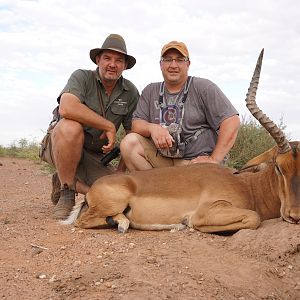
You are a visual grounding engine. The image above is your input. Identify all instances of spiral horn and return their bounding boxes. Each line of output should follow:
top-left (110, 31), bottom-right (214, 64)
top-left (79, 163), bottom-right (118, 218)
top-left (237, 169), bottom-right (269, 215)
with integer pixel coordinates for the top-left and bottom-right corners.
top-left (245, 49), bottom-right (291, 154)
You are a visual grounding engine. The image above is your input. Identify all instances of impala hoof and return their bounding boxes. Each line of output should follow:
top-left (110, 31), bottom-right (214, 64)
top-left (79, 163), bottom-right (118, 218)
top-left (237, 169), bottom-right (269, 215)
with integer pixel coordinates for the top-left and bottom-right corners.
top-left (182, 216), bottom-right (192, 227)
top-left (117, 220), bottom-right (130, 234)
top-left (118, 226), bottom-right (127, 234)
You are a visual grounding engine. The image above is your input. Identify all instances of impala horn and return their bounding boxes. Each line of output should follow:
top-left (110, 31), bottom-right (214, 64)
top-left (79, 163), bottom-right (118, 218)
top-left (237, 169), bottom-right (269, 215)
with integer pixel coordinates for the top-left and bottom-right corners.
top-left (245, 49), bottom-right (291, 154)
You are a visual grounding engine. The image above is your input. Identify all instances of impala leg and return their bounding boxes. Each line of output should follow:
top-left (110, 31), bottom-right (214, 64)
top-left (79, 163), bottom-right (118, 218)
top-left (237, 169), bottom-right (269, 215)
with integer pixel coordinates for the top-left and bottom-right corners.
top-left (75, 178), bottom-right (132, 229)
top-left (191, 201), bottom-right (261, 233)
top-left (75, 209), bottom-right (108, 229)
top-left (110, 213), bottom-right (130, 233)
top-left (75, 203), bottom-right (129, 229)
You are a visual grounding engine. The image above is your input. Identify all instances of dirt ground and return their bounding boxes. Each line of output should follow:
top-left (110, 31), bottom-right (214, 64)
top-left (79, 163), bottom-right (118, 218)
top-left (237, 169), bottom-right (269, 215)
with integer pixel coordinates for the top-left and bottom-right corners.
top-left (0, 157), bottom-right (299, 300)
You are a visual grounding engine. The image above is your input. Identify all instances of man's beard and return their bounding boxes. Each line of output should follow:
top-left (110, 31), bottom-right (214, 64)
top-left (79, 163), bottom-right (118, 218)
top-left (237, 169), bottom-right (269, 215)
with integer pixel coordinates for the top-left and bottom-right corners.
top-left (101, 69), bottom-right (121, 82)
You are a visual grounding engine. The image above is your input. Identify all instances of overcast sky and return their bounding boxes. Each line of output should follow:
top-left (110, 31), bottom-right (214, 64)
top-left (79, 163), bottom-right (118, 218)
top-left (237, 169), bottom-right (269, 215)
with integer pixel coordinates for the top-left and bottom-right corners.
top-left (1, 0), bottom-right (299, 146)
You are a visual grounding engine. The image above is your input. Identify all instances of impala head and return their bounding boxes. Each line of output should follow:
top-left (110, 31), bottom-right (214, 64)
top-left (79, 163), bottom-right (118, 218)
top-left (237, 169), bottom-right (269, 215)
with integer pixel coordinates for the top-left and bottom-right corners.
top-left (246, 50), bottom-right (300, 224)
top-left (274, 142), bottom-right (300, 223)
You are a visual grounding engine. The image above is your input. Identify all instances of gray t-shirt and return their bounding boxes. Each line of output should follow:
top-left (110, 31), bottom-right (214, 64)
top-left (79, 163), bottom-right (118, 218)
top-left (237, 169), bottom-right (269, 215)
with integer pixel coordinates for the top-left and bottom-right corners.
top-left (132, 77), bottom-right (238, 159)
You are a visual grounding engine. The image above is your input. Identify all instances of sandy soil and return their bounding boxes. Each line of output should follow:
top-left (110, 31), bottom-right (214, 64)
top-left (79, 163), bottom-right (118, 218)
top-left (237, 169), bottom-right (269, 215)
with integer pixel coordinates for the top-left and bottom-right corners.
top-left (0, 157), bottom-right (299, 300)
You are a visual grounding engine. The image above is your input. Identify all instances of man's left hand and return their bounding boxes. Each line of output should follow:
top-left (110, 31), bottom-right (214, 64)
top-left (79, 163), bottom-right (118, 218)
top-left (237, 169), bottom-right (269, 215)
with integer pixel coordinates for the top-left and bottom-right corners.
top-left (190, 155), bottom-right (219, 164)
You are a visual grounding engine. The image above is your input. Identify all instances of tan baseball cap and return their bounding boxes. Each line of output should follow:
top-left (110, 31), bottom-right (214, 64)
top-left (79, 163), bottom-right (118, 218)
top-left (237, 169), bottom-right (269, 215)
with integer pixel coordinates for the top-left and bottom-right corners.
top-left (161, 41), bottom-right (189, 58)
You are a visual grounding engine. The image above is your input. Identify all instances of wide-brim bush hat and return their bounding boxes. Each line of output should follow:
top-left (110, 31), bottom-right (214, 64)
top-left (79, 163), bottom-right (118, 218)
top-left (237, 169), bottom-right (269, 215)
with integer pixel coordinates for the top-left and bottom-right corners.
top-left (90, 34), bottom-right (136, 69)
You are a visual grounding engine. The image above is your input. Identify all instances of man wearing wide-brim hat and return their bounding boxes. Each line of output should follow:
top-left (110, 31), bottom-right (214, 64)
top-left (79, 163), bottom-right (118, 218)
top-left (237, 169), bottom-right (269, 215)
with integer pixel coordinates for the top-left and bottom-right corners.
top-left (41, 34), bottom-right (139, 220)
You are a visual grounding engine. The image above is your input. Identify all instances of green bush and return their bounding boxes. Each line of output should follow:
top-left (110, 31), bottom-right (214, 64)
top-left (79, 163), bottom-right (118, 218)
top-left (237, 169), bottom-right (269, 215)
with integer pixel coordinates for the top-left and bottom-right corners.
top-left (227, 116), bottom-right (287, 169)
top-left (0, 139), bottom-right (40, 161)
top-left (0, 119), bottom-right (287, 172)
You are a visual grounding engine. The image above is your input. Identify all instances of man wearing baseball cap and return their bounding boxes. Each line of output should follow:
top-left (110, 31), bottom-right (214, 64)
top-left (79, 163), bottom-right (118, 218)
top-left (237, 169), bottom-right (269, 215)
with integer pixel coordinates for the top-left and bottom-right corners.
top-left (121, 40), bottom-right (240, 170)
top-left (40, 34), bottom-right (139, 219)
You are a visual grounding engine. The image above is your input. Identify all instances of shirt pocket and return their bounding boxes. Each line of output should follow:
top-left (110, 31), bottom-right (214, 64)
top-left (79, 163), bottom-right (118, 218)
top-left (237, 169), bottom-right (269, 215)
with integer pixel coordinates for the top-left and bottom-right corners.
top-left (111, 99), bottom-right (128, 115)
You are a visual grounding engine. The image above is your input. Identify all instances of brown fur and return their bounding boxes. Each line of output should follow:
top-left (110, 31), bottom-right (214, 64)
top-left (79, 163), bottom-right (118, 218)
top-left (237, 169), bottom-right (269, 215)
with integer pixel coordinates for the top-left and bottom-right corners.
top-left (71, 142), bottom-right (300, 233)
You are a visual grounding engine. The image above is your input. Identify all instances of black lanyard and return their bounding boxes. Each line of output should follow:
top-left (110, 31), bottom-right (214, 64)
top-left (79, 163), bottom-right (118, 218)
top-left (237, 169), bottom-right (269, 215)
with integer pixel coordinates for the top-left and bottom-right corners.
top-left (158, 76), bottom-right (192, 107)
top-left (93, 71), bottom-right (106, 117)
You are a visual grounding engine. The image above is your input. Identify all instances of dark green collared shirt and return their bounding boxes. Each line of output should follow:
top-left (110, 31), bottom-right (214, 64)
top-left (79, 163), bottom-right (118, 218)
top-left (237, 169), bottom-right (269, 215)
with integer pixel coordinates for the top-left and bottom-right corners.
top-left (58, 68), bottom-right (139, 152)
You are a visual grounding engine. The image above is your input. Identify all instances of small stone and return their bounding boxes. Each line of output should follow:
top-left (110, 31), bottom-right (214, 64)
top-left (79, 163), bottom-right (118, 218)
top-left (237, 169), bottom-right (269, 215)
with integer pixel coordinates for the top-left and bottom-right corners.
top-left (146, 256), bottom-right (157, 264)
top-left (32, 248), bottom-right (43, 256)
top-left (278, 271), bottom-right (285, 278)
top-left (104, 282), bottom-right (112, 288)
top-left (128, 242), bottom-right (135, 248)
top-left (78, 285), bottom-right (87, 291)
top-left (36, 273), bottom-right (46, 279)
top-left (49, 275), bottom-right (57, 283)
top-left (73, 260), bottom-right (81, 267)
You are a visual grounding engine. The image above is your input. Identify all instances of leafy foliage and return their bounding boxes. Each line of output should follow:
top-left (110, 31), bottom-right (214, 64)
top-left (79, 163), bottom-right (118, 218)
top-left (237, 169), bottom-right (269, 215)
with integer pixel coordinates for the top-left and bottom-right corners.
top-left (0, 119), bottom-right (288, 172)
top-left (227, 116), bottom-right (287, 169)
top-left (0, 139), bottom-right (40, 161)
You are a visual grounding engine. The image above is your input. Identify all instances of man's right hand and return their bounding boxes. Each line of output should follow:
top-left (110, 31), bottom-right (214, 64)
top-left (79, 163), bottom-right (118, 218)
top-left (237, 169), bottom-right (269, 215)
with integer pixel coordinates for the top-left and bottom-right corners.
top-left (100, 123), bottom-right (116, 153)
top-left (149, 124), bottom-right (174, 150)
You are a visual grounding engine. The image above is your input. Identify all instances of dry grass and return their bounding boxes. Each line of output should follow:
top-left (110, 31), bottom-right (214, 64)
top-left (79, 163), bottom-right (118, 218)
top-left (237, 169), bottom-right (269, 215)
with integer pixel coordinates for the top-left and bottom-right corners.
top-left (0, 120), bottom-right (287, 171)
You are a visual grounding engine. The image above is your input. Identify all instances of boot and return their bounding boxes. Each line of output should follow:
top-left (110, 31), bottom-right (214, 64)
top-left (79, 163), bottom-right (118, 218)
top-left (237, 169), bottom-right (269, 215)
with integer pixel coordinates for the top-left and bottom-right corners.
top-left (53, 184), bottom-right (75, 220)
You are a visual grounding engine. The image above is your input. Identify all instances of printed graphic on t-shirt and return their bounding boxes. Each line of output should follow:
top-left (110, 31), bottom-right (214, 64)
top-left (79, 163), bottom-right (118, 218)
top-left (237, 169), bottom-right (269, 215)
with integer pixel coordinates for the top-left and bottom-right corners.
top-left (160, 104), bottom-right (180, 126)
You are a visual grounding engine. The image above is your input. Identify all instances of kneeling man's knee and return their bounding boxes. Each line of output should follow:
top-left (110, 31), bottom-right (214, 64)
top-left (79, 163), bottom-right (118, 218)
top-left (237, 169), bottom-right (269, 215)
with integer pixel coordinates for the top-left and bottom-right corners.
top-left (53, 119), bottom-right (84, 143)
top-left (120, 133), bottom-right (141, 153)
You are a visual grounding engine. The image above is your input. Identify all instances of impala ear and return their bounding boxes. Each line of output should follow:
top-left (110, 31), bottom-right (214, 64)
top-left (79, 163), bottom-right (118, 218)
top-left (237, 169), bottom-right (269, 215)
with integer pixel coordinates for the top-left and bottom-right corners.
top-left (240, 146), bottom-right (277, 171)
top-left (238, 162), bottom-right (268, 174)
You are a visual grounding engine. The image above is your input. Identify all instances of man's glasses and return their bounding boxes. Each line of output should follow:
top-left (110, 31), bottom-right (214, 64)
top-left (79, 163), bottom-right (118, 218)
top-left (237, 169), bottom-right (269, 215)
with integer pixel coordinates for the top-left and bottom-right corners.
top-left (160, 57), bottom-right (189, 65)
